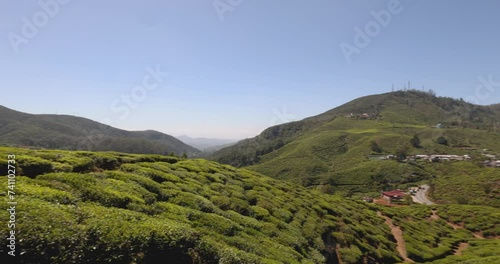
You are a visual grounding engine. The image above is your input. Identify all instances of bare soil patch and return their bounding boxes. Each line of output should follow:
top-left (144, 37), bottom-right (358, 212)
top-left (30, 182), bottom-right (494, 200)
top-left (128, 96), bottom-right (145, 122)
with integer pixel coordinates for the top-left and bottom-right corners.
top-left (454, 242), bottom-right (469, 256)
top-left (377, 211), bottom-right (414, 263)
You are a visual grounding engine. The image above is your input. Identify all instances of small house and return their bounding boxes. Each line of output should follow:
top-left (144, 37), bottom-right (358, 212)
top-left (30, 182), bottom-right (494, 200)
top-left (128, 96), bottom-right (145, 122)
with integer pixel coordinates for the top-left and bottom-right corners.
top-left (382, 190), bottom-right (406, 203)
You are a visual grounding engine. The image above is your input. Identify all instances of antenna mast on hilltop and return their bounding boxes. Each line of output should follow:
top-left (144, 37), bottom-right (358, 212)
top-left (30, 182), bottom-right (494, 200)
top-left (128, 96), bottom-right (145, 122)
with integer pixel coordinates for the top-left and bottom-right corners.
top-left (392, 84), bottom-right (394, 92)
top-left (408, 81), bottom-right (411, 90)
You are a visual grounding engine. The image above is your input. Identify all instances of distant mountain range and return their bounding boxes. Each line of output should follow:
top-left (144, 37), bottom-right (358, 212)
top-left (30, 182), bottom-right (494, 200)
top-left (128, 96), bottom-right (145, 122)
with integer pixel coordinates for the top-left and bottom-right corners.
top-left (0, 105), bottom-right (200, 155)
top-left (177, 135), bottom-right (238, 152)
top-left (210, 90), bottom-right (500, 198)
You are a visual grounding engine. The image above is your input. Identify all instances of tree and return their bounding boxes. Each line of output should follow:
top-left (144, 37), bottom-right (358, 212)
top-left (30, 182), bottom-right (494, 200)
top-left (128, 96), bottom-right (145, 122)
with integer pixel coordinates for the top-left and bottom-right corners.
top-left (181, 153), bottom-right (188, 159)
top-left (403, 195), bottom-right (413, 205)
top-left (395, 151), bottom-right (407, 162)
top-left (370, 141), bottom-right (382, 153)
top-left (395, 147), bottom-right (408, 162)
top-left (410, 135), bottom-right (421, 148)
top-left (437, 136), bottom-right (448, 146)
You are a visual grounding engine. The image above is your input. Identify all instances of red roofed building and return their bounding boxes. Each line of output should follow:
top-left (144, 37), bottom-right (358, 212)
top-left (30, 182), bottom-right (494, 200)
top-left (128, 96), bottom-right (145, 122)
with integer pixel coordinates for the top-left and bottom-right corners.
top-left (382, 190), bottom-right (406, 203)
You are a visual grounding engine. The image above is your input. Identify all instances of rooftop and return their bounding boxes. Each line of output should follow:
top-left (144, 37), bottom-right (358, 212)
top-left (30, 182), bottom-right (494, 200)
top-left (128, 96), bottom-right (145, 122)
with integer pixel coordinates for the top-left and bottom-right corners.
top-left (382, 190), bottom-right (406, 197)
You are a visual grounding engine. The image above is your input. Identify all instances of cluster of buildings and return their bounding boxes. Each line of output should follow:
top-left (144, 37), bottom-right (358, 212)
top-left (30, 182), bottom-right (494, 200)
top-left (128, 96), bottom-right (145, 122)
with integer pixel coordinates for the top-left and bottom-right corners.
top-left (483, 160), bottom-right (500, 168)
top-left (480, 153), bottom-right (499, 168)
top-left (371, 154), bottom-right (472, 162)
top-left (410, 154), bottom-right (471, 162)
top-left (344, 112), bottom-right (377, 119)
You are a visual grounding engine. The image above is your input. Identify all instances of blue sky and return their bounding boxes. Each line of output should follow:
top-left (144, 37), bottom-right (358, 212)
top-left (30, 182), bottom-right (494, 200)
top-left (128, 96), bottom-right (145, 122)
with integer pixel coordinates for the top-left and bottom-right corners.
top-left (1, 0), bottom-right (499, 139)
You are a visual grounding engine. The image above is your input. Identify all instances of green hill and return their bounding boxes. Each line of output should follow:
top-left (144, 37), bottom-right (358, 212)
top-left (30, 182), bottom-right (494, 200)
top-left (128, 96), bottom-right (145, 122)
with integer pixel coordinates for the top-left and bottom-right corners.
top-left (211, 91), bottom-right (500, 202)
top-left (0, 106), bottom-right (200, 156)
top-left (491, 103), bottom-right (500, 115)
top-left (1, 147), bottom-right (498, 263)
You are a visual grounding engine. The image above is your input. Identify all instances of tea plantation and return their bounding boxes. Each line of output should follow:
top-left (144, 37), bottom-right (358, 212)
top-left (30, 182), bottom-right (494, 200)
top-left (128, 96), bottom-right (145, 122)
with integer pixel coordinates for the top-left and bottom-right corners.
top-left (0, 147), bottom-right (498, 263)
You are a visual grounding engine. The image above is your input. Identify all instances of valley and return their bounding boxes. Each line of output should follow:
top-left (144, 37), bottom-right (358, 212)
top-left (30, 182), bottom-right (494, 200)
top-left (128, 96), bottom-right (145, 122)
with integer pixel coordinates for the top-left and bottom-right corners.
top-left (1, 91), bottom-right (499, 263)
top-left (3, 1), bottom-right (499, 262)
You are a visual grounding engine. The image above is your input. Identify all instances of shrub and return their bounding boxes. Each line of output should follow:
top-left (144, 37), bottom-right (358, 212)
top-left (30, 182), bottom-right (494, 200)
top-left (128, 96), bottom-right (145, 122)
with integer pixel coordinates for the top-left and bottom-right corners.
top-left (437, 136), bottom-right (448, 146)
top-left (249, 206), bottom-right (270, 220)
top-left (371, 141), bottom-right (383, 153)
top-left (338, 245), bottom-right (363, 263)
top-left (18, 155), bottom-right (54, 177)
top-left (410, 135), bottom-right (421, 148)
top-left (93, 155), bottom-right (121, 170)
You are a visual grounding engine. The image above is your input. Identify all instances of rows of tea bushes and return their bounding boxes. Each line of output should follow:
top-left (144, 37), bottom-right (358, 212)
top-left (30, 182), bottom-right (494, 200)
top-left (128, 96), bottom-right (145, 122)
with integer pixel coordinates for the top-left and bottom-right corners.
top-left (0, 147), bottom-right (401, 263)
top-left (1, 147), bottom-right (498, 263)
top-left (378, 204), bottom-right (500, 263)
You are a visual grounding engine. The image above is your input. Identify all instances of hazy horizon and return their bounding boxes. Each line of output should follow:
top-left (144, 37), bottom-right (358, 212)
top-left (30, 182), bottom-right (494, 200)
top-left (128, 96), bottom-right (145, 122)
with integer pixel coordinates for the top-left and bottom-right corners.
top-left (2, 0), bottom-right (499, 138)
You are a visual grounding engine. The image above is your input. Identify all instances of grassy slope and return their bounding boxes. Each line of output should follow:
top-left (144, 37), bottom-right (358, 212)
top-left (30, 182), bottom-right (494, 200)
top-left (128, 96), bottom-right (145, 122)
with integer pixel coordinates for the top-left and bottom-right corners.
top-left (428, 162), bottom-right (500, 207)
top-left (220, 91), bottom-right (500, 203)
top-left (212, 90), bottom-right (500, 167)
top-left (0, 105), bottom-right (200, 156)
top-left (248, 115), bottom-right (500, 202)
top-left (490, 103), bottom-right (500, 115)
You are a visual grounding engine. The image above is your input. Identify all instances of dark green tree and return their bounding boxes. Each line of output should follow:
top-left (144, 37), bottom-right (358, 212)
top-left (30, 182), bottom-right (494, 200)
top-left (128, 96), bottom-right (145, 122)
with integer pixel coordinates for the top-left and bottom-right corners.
top-left (370, 141), bottom-right (383, 153)
top-left (410, 135), bottom-right (421, 148)
top-left (395, 147), bottom-right (408, 162)
top-left (437, 136), bottom-right (448, 146)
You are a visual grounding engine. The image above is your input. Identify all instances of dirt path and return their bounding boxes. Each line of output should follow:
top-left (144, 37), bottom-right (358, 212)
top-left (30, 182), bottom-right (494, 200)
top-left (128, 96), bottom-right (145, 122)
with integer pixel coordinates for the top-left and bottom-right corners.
top-left (430, 210), bottom-right (439, 220)
top-left (335, 244), bottom-right (344, 264)
top-left (429, 210), bottom-right (466, 230)
top-left (453, 242), bottom-right (469, 256)
top-left (430, 210), bottom-right (487, 240)
top-left (445, 221), bottom-right (464, 230)
top-left (377, 212), bottom-right (414, 263)
top-left (473, 232), bottom-right (485, 239)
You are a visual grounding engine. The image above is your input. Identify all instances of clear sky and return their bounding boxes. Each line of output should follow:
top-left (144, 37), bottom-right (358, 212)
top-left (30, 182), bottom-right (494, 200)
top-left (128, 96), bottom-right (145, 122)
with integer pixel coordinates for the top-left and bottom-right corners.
top-left (1, 0), bottom-right (499, 139)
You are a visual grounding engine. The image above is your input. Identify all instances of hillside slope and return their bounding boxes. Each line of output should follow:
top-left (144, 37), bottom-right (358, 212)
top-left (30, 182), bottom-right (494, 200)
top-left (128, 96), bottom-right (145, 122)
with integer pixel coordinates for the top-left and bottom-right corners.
top-left (491, 103), bottom-right (500, 116)
top-left (211, 91), bottom-right (500, 198)
top-left (0, 106), bottom-right (199, 156)
top-left (1, 147), bottom-right (498, 263)
top-left (212, 90), bottom-right (500, 167)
